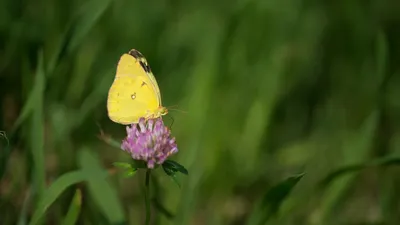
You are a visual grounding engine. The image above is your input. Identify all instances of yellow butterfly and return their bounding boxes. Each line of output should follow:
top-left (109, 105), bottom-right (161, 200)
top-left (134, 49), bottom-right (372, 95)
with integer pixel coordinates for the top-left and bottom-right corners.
top-left (107, 49), bottom-right (168, 125)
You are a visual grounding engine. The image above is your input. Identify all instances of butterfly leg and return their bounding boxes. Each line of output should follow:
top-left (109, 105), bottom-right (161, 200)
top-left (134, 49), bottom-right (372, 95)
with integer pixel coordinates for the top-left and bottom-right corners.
top-left (144, 110), bottom-right (154, 121)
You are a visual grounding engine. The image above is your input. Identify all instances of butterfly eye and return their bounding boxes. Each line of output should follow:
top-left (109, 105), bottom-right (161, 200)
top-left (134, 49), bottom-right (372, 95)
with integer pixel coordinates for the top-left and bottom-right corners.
top-left (131, 93), bottom-right (136, 100)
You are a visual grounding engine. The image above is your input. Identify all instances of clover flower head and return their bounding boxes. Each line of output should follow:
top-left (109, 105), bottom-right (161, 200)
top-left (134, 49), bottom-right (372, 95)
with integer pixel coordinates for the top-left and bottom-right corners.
top-left (121, 118), bottom-right (178, 168)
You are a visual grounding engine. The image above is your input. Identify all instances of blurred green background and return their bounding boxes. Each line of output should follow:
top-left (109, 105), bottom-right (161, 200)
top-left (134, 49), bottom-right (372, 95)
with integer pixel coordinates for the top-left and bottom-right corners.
top-left (1, 0), bottom-right (400, 224)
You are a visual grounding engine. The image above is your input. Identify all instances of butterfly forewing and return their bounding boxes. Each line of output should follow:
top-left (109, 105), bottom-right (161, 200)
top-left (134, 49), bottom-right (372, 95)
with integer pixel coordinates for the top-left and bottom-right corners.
top-left (106, 49), bottom-right (166, 125)
top-left (128, 49), bottom-right (162, 104)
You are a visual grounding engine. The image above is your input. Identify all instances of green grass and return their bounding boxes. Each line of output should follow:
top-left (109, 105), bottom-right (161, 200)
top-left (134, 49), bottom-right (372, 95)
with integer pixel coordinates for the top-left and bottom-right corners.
top-left (1, 0), bottom-right (400, 224)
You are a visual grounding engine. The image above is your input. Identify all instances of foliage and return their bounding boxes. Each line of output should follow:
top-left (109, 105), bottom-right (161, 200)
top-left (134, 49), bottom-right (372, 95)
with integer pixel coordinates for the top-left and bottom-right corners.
top-left (1, 0), bottom-right (400, 224)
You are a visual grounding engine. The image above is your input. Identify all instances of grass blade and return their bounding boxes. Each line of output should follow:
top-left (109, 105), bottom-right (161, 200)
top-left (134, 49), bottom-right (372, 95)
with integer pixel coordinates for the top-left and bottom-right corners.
top-left (152, 198), bottom-right (175, 220)
top-left (61, 189), bottom-right (83, 225)
top-left (46, 0), bottom-right (114, 75)
top-left (78, 147), bottom-right (126, 224)
top-left (66, 0), bottom-right (113, 54)
top-left (29, 171), bottom-right (86, 225)
top-left (12, 51), bottom-right (46, 132)
top-left (319, 156), bottom-right (400, 188)
top-left (17, 186), bottom-right (33, 225)
top-left (0, 133), bottom-right (12, 180)
top-left (246, 173), bottom-right (305, 225)
top-left (29, 51), bottom-right (46, 200)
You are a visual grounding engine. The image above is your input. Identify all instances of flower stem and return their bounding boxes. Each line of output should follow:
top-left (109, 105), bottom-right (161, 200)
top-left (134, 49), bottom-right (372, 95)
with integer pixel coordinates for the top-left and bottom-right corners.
top-left (144, 169), bottom-right (151, 225)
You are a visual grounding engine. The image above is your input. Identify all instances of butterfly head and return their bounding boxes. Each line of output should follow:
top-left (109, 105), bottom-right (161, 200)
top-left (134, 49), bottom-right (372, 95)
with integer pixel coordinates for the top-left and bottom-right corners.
top-left (149, 106), bottom-right (168, 119)
top-left (159, 106), bottom-right (168, 116)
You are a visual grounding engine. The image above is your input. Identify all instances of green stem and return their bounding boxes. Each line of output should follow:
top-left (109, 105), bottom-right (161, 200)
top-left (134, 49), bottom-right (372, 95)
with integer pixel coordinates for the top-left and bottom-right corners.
top-left (144, 169), bottom-right (151, 225)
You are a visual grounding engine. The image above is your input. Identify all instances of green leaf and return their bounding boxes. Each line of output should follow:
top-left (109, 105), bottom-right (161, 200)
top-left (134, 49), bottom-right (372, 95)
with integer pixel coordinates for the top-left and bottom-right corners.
top-left (152, 198), bottom-right (175, 220)
top-left (17, 186), bottom-right (32, 225)
top-left (29, 171), bottom-right (86, 225)
top-left (112, 162), bottom-right (133, 170)
top-left (71, 69), bottom-right (115, 128)
top-left (112, 161), bottom-right (147, 172)
top-left (376, 29), bottom-right (387, 82)
top-left (98, 134), bottom-right (122, 150)
top-left (61, 189), bottom-right (82, 225)
top-left (246, 173), bottom-right (305, 225)
top-left (170, 175), bottom-right (182, 188)
top-left (30, 51), bottom-right (46, 200)
top-left (0, 131), bottom-right (11, 180)
top-left (319, 156), bottom-right (400, 188)
top-left (162, 165), bottom-right (176, 177)
top-left (65, 0), bottom-right (114, 55)
top-left (12, 51), bottom-right (46, 132)
top-left (162, 164), bottom-right (182, 188)
top-left (162, 160), bottom-right (189, 175)
top-left (123, 169), bottom-right (137, 178)
top-left (78, 148), bottom-right (126, 224)
top-left (46, 0), bottom-right (114, 75)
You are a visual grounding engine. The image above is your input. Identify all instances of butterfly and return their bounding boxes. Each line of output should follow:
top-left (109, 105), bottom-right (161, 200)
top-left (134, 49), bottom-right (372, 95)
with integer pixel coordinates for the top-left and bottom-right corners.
top-left (107, 49), bottom-right (168, 125)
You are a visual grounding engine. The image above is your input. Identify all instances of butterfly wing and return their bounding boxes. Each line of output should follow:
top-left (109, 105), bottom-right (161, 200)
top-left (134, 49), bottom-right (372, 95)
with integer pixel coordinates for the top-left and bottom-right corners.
top-left (107, 52), bottom-right (160, 125)
top-left (127, 49), bottom-right (162, 103)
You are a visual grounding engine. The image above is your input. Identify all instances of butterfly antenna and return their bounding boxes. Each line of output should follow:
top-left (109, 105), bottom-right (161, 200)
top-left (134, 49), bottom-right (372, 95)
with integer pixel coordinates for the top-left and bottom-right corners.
top-left (167, 104), bottom-right (179, 108)
top-left (169, 108), bottom-right (187, 114)
top-left (166, 105), bottom-right (188, 114)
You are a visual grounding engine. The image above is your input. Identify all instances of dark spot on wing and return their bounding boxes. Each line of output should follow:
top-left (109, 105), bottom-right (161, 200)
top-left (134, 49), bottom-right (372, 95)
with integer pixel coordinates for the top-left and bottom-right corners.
top-left (128, 49), bottom-right (144, 59)
top-left (128, 49), bottom-right (152, 72)
top-left (141, 81), bottom-right (147, 87)
top-left (139, 61), bottom-right (152, 73)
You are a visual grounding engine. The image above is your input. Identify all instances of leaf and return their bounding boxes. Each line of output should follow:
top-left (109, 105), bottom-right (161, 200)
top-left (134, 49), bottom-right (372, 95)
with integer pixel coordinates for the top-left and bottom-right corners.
top-left (170, 175), bottom-right (182, 188)
top-left (29, 171), bottom-right (86, 225)
top-left (123, 169), bottom-right (137, 178)
top-left (162, 160), bottom-right (189, 175)
top-left (152, 198), bottom-right (175, 220)
top-left (319, 156), bottom-right (400, 188)
top-left (6, 52), bottom-right (46, 186)
top-left (29, 51), bottom-right (46, 200)
top-left (246, 173), bottom-right (305, 225)
top-left (17, 186), bottom-right (32, 225)
top-left (0, 132), bottom-right (12, 180)
top-left (162, 160), bottom-right (188, 188)
top-left (78, 148), bottom-right (126, 224)
top-left (113, 161), bottom-right (147, 170)
top-left (46, 0), bottom-right (114, 75)
top-left (112, 162), bottom-right (133, 170)
top-left (65, 0), bottom-right (114, 55)
top-left (161, 166), bottom-right (180, 188)
top-left (12, 51), bottom-right (46, 132)
top-left (162, 165), bottom-right (176, 177)
top-left (375, 29), bottom-right (387, 82)
top-left (61, 189), bottom-right (82, 225)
